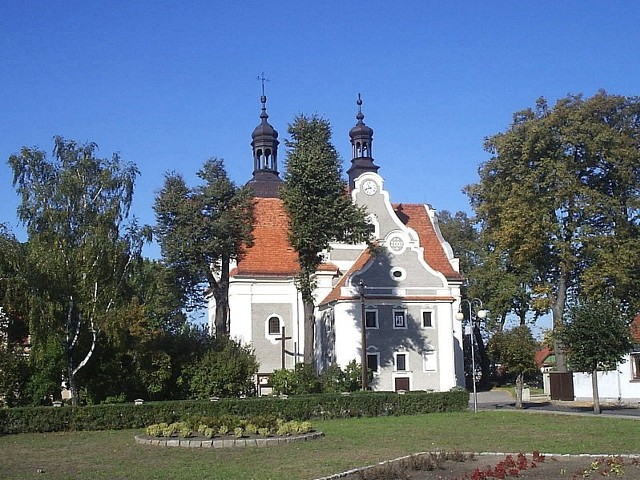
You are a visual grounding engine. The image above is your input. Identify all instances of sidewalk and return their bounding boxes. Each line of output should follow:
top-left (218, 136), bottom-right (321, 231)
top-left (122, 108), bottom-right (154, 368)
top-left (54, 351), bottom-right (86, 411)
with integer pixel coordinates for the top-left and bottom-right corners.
top-left (470, 389), bottom-right (640, 419)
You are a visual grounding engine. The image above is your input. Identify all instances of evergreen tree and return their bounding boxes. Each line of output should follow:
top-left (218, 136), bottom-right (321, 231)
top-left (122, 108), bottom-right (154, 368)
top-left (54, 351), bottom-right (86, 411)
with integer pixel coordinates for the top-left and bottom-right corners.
top-left (154, 158), bottom-right (254, 336)
top-left (280, 115), bottom-right (372, 365)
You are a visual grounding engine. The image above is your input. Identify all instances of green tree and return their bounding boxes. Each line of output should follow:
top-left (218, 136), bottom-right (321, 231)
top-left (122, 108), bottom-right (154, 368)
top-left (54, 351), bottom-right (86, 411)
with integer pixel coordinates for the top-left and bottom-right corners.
top-left (467, 92), bottom-right (640, 370)
top-left (488, 325), bottom-right (538, 409)
top-left (154, 158), bottom-right (254, 335)
top-left (9, 136), bottom-right (147, 405)
top-left (281, 115), bottom-right (372, 365)
top-left (271, 362), bottom-right (321, 396)
top-left (184, 336), bottom-right (258, 399)
top-left (0, 307), bottom-right (31, 407)
top-left (560, 296), bottom-right (632, 414)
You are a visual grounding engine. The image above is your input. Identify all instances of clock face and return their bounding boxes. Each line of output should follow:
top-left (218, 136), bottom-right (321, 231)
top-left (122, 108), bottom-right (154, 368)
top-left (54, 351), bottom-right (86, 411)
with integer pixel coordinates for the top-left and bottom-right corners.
top-left (362, 180), bottom-right (378, 195)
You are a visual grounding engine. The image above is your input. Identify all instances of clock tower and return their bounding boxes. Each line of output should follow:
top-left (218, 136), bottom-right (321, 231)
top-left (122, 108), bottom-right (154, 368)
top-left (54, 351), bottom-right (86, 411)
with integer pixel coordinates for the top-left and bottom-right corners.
top-left (347, 94), bottom-right (380, 190)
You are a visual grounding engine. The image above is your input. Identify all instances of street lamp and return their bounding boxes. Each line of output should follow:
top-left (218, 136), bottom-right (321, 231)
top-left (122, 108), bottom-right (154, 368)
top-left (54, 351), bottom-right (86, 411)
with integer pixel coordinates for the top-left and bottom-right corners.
top-left (358, 280), bottom-right (368, 390)
top-left (455, 298), bottom-right (487, 413)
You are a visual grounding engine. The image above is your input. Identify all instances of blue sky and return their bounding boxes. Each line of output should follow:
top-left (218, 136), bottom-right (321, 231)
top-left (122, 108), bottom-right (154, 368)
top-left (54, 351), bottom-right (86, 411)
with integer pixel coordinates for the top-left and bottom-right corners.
top-left (2, 1), bottom-right (639, 263)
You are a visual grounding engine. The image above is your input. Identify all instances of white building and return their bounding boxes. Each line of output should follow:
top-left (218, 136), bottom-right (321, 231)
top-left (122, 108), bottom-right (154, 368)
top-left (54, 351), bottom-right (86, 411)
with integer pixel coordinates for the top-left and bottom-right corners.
top-left (210, 95), bottom-right (466, 392)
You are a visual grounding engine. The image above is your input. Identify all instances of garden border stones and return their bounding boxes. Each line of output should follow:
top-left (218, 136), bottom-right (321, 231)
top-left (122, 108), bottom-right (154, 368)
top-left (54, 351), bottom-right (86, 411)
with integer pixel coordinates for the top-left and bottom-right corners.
top-left (135, 431), bottom-right (324, 448)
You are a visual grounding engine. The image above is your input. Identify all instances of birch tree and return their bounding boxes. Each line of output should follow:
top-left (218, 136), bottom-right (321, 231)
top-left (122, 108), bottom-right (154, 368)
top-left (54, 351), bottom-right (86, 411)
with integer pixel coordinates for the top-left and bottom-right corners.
top-left (9, 136), bottom-right (146, 405)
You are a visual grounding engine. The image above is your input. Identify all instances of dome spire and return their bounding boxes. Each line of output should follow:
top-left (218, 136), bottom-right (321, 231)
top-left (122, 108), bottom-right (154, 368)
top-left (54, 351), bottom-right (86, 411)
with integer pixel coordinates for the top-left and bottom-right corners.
top-left (247, 74), bottom-right (282, 198)
top-left (347, 94), bottom-right (379, 190)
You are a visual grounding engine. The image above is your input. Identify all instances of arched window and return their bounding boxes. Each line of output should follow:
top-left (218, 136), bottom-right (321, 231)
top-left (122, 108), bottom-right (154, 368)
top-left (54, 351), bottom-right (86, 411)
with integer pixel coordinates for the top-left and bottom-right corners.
top-left (268, 316), bottom-right (281, 335)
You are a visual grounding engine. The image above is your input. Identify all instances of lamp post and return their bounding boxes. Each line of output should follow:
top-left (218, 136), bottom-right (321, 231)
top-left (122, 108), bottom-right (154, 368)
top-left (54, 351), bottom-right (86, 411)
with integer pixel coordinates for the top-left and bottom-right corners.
top-left (455, 298), bottom-right (487, 413)
top-left (358, 280), bottom-right (368, 390)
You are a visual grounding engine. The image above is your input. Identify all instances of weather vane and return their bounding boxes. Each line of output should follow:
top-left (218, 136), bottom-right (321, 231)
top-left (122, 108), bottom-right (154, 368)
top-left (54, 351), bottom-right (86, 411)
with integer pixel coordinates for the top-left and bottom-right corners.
top-left (257, 72), bottom-right (270, 97)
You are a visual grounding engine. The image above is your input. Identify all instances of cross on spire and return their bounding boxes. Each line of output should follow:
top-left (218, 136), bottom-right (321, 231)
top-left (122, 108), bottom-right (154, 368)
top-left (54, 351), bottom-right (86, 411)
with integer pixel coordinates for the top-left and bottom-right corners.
top-left (257, 72), bottom-right (270, 97)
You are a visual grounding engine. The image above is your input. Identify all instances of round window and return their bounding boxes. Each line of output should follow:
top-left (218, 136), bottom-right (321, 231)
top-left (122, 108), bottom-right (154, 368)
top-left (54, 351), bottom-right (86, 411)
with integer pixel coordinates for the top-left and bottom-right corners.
top-left (390, 267), bottom-right (406, 281)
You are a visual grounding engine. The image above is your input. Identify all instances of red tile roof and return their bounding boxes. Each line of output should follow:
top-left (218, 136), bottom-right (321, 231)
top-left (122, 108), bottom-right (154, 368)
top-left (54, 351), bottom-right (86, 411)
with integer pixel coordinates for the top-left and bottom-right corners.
top-left (319, 249), bottom-right (372, 305)
top-left (233, 198), bottom-right (463, 289)
top-left (233, 198), bottom-right (299, 277)
top-left (393, 203), bottom-right (463, 281)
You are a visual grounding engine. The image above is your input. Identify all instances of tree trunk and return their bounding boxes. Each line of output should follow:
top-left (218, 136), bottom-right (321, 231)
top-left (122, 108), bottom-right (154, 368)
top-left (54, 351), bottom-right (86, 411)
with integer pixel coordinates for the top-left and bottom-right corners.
top-left (591, 369), bottom-right (601, 414)
top-left (68, 368), bottom-right (79, 407)
top-left (302, 299), bottom-right (315, 367)
top-left (209, 260), bottom-right (229, 336)
top-left (214, 293), bottom-right (229, 337)
top-left (515, 372), bottom-right (524, 409)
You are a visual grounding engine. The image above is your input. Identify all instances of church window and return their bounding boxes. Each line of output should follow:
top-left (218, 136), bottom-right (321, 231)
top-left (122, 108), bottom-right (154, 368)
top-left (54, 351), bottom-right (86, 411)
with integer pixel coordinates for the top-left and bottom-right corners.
top-left (267, 316), bottom-right (281, 336)
top-left (393, 309), bottom-right (407, 329)
top-left (390, 267), bottom-right (406, 281)
top-left (395, 352), bottom-right (408, 371)
top-left (365, 310), bottom-right (378, 329)
top-left (421, 310), bottom-right (435, 328)
top-left (367, 352), bottom-right (379, 372)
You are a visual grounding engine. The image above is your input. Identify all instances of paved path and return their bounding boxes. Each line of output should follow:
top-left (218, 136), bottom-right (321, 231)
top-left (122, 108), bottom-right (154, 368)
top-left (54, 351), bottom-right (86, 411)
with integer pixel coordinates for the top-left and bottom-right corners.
top-left (469, 390), bottom-right (640, 419)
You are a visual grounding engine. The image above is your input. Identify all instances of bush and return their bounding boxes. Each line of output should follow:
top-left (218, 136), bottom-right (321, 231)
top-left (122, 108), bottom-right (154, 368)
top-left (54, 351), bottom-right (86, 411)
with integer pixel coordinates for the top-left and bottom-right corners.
top-left (0, 390), bottom-right (469, 434)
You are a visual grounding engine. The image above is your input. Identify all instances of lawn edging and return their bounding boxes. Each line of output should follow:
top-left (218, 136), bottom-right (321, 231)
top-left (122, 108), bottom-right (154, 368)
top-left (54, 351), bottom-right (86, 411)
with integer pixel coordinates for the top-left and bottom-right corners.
top-left (134, 431), bottom-right (324, 448)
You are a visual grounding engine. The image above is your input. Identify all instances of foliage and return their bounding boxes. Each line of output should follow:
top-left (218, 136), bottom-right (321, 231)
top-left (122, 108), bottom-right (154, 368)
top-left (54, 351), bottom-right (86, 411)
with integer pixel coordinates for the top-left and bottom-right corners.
top-left (8, 137), bottom-right (148, 405)
top-left (280, 115), bottom-right (372, 364)
top-left (488, 325), bottom-right (538, 408)
top-left (146, 416), bottom-right (313, 438)
top-left (560, 295), bottom-right (632, 414)
top-left (466, 92), bottom-right (640, 369)
top-left (0, 346), bottom-right (31, 407)
top-left (0, 390), bottom-right (469, 434)
top-left (561, 296), bottom-right (633, 373)
top-left (153, 158), bottom-right (254, 335)
top-left (271, 363), bottom-right (322, 395)
top-left (183, 336), bottom-right (259, 399)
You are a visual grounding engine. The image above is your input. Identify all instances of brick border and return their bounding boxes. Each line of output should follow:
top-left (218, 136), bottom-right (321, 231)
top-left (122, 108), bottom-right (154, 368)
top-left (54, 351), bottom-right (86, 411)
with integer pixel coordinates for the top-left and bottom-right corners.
top-left (135, 431), bottom-right (324, 448)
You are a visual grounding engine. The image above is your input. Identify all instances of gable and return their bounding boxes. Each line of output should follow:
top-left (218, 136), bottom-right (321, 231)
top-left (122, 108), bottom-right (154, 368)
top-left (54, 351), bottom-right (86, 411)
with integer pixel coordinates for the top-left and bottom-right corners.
top-left (393, 203), bottom-right (463, 282)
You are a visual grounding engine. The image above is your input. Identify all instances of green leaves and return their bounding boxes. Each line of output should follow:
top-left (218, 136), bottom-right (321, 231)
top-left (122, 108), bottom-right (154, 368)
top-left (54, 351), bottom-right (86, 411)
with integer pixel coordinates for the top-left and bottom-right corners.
top-left (153, 157), bottom-right (255, 334)
top-left (561, 296), bottom-right (632, 373)
top-left (281, 114), bottom-right (372, 364)
top-left (467, 92), bottom-right (640, 339)
top-left (488, 325), bottom-right (538, 376)
top-left (281, 115), bottom-right (372, 300)
top-left (8, 136), bottom-right (145, 405)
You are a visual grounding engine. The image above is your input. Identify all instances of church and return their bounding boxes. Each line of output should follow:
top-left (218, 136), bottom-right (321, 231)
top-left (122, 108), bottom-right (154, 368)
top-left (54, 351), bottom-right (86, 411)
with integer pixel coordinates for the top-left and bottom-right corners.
top-left (209, 94), bottom-right (467, 393)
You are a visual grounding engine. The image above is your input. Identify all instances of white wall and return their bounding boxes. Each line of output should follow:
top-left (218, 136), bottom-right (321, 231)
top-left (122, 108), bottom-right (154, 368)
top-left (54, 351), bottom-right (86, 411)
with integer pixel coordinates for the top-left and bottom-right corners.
top-left (572, 355), bottom-right (640, 403)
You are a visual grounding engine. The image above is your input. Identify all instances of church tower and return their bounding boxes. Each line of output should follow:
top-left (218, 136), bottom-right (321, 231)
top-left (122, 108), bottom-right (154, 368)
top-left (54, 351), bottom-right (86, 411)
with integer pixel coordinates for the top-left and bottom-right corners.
top-left (246, 94), bottom-right (282, 198)
top-left (347, 94), bottom-right (380, 190)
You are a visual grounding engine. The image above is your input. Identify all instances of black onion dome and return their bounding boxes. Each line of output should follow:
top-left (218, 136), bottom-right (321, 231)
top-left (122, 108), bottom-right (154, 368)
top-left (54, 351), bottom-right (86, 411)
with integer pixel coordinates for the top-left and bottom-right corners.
top-left (252, 95), bottom-right (279, 140)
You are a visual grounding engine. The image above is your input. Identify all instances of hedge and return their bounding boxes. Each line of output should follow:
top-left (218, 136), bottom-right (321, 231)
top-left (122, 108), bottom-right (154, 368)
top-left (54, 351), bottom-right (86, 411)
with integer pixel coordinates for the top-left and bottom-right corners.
top-left (0, 389), bottom-right (469, 434)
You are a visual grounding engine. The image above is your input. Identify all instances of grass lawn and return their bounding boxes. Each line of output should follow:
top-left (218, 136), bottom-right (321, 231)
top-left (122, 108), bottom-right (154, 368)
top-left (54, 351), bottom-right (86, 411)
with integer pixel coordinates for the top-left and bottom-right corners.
top-left (0, 411), bottom-right (638, 480)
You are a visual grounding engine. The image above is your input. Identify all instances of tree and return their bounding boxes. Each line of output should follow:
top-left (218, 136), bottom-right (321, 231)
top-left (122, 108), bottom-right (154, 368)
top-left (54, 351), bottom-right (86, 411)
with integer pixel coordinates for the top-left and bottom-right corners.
top-left (183, 336), bottom-right (258, 399)
top-left (467, 92), bottom-right (640, 370)
top-left (560, 296), bottom-right (632, 414)
top-left (488, 325), bottom-right (538, 409)
top-left (280, 115), bottom-right (372, 365)
top-left (154, 158), bottom-right (254, 335)
top-left (9, 136), bottom-right (146, 405)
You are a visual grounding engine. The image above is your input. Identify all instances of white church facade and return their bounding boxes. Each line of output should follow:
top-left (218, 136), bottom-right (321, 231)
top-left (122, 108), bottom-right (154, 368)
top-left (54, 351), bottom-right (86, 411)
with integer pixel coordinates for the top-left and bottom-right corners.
top-left (209, 95), bottom-right (467, 392)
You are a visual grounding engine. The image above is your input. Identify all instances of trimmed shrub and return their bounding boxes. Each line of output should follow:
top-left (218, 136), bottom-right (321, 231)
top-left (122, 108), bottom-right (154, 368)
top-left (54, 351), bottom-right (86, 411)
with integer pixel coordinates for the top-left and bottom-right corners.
top-left (0, 389), bottom-right (469, 434)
